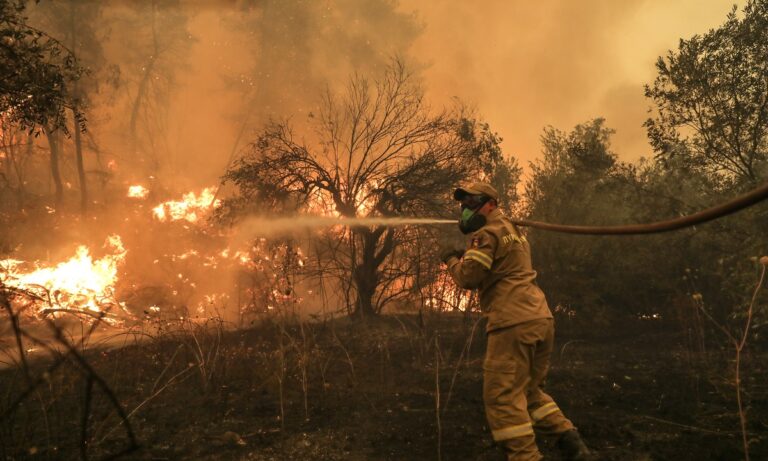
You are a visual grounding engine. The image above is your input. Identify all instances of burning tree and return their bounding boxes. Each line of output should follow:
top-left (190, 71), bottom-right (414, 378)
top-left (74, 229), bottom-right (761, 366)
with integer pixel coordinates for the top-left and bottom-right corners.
top-left (224, 60), bottom-right (512, 318)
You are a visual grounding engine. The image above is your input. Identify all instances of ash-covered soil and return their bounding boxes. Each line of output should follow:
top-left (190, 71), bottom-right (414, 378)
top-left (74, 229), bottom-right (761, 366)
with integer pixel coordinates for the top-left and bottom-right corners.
top-left (2, 314), bottom-right (766, 460)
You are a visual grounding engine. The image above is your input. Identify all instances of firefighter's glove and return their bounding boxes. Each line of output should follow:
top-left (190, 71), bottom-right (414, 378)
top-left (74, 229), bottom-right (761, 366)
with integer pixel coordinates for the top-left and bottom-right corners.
top-left (438, 234), bottom-right (464, 263)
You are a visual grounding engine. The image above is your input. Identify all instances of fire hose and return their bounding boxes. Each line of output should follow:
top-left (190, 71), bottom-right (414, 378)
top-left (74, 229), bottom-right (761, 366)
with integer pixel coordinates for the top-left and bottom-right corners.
top-left (510, 181), bottom-right (768, 235)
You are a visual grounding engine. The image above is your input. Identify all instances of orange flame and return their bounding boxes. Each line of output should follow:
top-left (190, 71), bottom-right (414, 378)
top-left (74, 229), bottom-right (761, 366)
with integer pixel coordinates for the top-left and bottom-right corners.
top-left (152, 187), bottom-right (221, 223)
top-left (127, 185), bottom-right (149, 199)
top-left (0, 236), bottom-right (127, 317)
top-left (424, 272), bottom-right (474, 312)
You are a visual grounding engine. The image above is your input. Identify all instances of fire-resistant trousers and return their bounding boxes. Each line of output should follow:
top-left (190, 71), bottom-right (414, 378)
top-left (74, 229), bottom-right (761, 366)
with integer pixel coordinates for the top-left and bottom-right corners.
top-left (483, 318), bottom-right (575, 461)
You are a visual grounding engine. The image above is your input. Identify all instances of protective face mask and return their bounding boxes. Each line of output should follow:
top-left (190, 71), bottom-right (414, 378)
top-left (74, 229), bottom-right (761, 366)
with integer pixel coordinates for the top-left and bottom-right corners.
top-left (459, 205), bottom-right (487, 234)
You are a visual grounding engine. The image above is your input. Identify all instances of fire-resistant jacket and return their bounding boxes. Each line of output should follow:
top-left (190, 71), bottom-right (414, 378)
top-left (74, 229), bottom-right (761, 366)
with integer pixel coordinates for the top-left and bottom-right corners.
top-left (445, 208), bottom-right (552, 332)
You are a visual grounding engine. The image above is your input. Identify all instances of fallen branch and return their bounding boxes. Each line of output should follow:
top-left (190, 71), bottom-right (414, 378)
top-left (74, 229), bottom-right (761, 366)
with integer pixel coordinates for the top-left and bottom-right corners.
top-left (40, 308), bottom-right (118, 321)
top-left (98, 365), bottom-right (194, 444)
top-left (639, 415), bottom-right (737, 435)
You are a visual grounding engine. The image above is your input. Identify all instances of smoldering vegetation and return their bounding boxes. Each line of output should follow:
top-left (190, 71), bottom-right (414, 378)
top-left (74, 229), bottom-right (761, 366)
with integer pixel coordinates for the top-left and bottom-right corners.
top-left (1, 1), bottom-right (768, 460)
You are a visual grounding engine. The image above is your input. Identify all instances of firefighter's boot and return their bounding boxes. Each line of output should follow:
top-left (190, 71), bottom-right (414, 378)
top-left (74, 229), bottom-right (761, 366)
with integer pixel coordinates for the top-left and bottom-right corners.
top-left (556, 430), bottom-right (593, 461)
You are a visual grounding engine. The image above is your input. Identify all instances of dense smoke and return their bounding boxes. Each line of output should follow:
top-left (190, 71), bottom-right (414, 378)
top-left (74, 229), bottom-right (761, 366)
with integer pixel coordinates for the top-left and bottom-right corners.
top-left (17, 0), bottom-right (741, 194)
top-left (0, 0), bottom-right (754, 325)
top-left (2, 1), bottom-right (425, 322)
top-left (404, 0), bottom-right (742, 164)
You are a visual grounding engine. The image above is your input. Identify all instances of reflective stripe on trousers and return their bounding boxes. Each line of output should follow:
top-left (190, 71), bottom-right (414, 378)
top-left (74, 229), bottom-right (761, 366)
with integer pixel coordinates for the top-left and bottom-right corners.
top-left (530, 402), bottom-right (560, 422)
top-left (483, 319), bottom-right (574, 459)
top-left (491, 421), bottom-right (534, 441)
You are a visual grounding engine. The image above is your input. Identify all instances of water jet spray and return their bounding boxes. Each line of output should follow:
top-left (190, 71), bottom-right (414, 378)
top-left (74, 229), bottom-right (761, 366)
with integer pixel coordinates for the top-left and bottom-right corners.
top-left (232, 181), bottom-right (768, 242)
top-left (235, 216), bottom-right (456, 239)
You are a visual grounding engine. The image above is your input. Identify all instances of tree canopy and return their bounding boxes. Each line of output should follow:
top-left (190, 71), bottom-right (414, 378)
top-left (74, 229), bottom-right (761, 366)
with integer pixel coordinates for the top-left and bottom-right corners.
top-left (224, 60), bottom-right (515, 317)
top-left (645, 0), bottom-right (768, 184)
top-left (0, 0), bottom-right (82, 131)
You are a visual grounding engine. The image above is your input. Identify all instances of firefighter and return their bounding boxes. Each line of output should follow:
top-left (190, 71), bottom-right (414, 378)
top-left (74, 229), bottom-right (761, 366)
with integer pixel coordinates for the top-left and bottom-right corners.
top-left (439, 182), bottom-right (592, 461)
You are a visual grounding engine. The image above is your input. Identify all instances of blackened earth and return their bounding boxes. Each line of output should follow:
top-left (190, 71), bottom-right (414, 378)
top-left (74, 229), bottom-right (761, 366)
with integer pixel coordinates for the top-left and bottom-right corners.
top-left (2, 313), bottom-right (765, 460)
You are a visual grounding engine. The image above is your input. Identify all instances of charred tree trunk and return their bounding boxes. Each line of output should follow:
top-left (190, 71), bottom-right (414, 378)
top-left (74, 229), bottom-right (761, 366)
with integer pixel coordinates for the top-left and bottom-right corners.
top-left (70, 1), bottom-right (87, 214)
top-left (128, 56), bottom-right (156, 150)
top-left (44, 126), bottom-right (64, 207)
top-left (351, 226), bottom-right (396, 319)
top-left (21, 138), bottom-right (31, 208)
top-left (353, 261), bottom-right (378, 319)
top-left (129, 0), bottom-right (158, 163)
top-left (12, 136), bottom-right (31, 210)
top-left (0, 143), bottom-right (11, 207)
top-left (73, 109), bottom-right (87, 214)
top-left (1, 133), bottom-right (27, 210)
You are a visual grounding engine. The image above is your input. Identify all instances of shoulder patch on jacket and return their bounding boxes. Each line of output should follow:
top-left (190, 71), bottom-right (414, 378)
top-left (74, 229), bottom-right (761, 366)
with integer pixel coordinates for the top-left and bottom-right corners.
top-left (463, 230), bottom-right (494, 270)
top-left (469, 228), bottom-right (491, 243)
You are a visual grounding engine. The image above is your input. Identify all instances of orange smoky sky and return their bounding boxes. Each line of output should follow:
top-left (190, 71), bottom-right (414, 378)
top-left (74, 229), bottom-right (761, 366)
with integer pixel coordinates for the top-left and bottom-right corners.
top-left (399, 0), bottom-right (744, 168)
top-left (164, 0), bottom-right (743, 187)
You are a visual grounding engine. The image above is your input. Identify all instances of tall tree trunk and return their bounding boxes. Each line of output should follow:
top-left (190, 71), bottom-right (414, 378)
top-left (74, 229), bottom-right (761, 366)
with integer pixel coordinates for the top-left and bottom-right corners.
top-left (350, 226), bottom-right (395, 318)
top-left (353, 263), bottom-right (378, 319)
top-left (44, 126), bottom-right (64, 207)
top-left (129, 0), bottom-right (158, 162)
top-left (18, 137), bottom-right (31, 210)
top-left (7, 135), bottom-right (30, 211)
top-left (0, 133), bottom-right (24, 211)
top-left (73, 109), bottom-right (87, 214)
top-left (70, 0), bottom-right (87, 214)
top-left (129, 56), bottom-right (156, 150)
top-left (1, 142), bottom-right (12, 208)
top-left (352, 229), bottom-right (378, 319)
